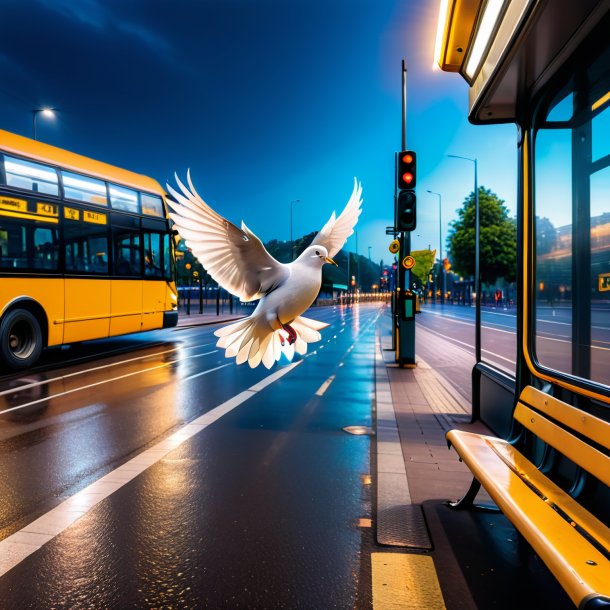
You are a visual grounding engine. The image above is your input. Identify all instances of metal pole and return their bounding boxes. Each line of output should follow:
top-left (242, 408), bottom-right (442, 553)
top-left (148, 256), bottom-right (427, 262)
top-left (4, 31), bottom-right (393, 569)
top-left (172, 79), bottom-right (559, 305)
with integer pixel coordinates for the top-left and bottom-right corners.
top-left (402, 60), bottom-right (407, 151)
top-left (439, 194), bottom-right (445, 304)
top-left (355, 230), bottom-right (358, 289)
top-left (32, 111), bottom-right (37, 141)
top-left (474, 159), bottom-right (481, 362)
top-left (447, 154), bottom-right (480, 358)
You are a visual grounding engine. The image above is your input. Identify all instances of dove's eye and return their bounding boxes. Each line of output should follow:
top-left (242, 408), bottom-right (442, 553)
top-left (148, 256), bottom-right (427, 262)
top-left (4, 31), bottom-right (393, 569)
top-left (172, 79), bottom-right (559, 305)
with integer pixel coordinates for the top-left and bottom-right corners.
top-left (315, 250), bottom-right (320, 255)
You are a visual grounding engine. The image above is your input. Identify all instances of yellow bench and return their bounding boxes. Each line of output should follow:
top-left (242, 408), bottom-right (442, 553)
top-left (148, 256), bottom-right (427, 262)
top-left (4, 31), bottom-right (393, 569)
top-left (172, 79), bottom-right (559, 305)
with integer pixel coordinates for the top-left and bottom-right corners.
top-left (447, 386), bottom-right (610, 609)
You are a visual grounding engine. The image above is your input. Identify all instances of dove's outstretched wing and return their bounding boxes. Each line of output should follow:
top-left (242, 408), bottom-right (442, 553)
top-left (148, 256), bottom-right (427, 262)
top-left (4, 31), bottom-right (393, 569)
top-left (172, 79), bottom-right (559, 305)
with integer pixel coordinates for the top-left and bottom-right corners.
top-left (310, 178), bottom-right (363, 258)
top-left (167, 172), bottom-right (289, 302)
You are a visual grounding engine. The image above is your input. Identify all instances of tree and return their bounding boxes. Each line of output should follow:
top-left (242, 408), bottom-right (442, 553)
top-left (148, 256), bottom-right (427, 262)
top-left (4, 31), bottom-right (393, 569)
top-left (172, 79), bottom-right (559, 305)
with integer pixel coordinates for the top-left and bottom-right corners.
top-left (410, 249), bottom-right (436, 285)
top-left (447, 187), bottom-right (516, 284)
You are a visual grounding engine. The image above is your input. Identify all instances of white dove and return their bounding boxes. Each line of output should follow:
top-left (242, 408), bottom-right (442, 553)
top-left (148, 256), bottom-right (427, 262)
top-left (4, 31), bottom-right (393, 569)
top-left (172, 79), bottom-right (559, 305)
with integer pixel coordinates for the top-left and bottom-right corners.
top-left (166, 173), bottom-right (363, 369)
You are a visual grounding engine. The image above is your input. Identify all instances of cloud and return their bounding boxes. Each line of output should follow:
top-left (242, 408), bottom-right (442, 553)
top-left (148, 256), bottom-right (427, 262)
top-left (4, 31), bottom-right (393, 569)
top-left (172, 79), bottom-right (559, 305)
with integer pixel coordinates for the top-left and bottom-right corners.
top-left (36, 0), bottom-right (173, 58)
top-left (37, 0), bottom-right (108, 29)
top-left (117, 21), bottom-right (172, 56)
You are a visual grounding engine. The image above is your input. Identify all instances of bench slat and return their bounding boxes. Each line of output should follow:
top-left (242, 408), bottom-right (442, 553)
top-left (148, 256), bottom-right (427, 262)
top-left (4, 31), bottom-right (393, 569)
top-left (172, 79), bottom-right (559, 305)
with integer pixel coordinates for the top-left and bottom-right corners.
top-left (521, 386), bottom-right (610, 452)
top-left (447, 429), bottom-right (610, 607)
top-left (514, 403), bottom-right (610, 489)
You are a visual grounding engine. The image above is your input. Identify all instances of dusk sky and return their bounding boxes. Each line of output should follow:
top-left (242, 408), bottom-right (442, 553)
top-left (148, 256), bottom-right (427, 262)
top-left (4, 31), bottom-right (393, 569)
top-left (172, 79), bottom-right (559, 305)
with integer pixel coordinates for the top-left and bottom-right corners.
top-left (1, 0), bottom-right (517, 265)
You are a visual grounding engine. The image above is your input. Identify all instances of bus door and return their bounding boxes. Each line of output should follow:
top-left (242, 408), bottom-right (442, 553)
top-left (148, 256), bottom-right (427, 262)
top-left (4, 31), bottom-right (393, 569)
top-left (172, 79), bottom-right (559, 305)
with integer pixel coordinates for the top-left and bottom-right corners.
top-left (141, 218), bottom-right (170, 331)
top-left (110, 213), bottom-right (143, 336)
top-left (63, 206), bottom-right (111, 343)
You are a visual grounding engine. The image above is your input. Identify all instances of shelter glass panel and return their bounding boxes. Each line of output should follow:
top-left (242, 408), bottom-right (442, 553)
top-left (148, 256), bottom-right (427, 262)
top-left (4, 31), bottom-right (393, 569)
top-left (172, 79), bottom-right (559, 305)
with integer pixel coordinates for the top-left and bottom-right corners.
top-left (533, 38), bottom-right (610, 387)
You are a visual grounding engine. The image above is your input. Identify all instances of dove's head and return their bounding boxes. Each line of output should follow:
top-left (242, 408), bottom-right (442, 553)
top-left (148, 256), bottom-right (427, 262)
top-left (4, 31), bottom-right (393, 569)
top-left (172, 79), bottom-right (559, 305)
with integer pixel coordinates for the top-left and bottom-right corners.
top-left (299, 245), bottom-right (338, 268)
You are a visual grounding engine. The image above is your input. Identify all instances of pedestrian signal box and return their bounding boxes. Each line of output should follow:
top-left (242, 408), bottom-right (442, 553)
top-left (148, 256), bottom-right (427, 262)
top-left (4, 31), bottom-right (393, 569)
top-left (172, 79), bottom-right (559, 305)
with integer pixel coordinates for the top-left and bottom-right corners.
top-left (401, 291), bottom-right (417, 320)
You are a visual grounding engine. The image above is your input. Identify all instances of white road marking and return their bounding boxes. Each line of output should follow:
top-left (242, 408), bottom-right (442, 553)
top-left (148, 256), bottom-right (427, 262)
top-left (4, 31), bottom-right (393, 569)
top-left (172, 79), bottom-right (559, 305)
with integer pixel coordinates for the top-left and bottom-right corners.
top-left (0, 341), bottom-right (215, 399)
top-left (0, 349), bottom-right (219, 416)
top-left (0, 359), bottom-right (303, 577)
top-left (315, 374), bottom-right (336, 396)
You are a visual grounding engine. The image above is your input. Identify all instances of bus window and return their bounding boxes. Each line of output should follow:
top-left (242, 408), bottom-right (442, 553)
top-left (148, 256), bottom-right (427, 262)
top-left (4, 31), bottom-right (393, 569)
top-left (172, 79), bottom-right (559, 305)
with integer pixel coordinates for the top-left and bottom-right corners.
top-left (109, 183), bottom-right (139, 213)
top-left (141, 193), bottom-right (164, 217)
top-left (64, 215), bottom-right (109, 275)
top-left (62, 171), bottom-right (108, 206)
top-left (143, 232), bottom-right (164, 278)
top-left (4, 155), bottom-right (59, 197)
top-left (162, 233), bottom-right (175, 280)
top-left (0, 216), bottom-right (59, 271)
top-left (112, 214), bottom-right (141, 276)
top-left (33, 227), bottom-right (59, 270)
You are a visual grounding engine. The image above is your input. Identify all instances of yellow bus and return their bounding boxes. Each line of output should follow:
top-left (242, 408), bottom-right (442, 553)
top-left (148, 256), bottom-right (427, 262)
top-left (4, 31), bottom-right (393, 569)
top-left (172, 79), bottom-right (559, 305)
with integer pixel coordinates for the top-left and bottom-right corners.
top-left (0, 129), bottom-right (178, 370)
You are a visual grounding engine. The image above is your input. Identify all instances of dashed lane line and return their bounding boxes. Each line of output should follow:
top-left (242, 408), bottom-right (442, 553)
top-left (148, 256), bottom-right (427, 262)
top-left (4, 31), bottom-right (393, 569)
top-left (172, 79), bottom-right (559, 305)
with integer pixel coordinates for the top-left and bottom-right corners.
top-left (315, 374), bottom-right (336, 396)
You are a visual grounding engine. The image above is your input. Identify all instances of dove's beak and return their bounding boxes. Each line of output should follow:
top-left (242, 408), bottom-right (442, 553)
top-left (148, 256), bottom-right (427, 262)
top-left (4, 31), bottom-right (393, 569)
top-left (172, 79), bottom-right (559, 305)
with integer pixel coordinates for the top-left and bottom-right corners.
top-left (324, 256), bottom-right (338, 266)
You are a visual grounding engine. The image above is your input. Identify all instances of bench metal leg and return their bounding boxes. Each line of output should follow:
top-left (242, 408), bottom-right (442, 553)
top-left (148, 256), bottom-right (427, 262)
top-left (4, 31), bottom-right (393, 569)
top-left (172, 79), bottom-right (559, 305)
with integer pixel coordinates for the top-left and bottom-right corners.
top-left (447, 477), bottom-right (481, 509)
top-left (447, 477), bottom-right (501, 512)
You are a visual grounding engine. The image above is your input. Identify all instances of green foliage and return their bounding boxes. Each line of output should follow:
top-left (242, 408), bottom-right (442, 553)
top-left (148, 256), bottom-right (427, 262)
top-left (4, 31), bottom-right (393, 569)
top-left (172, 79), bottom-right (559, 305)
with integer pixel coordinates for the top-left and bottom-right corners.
top-left (410, 249), bottom-right (436, 284)
top-left (177, 230), bottom-right (384, 293)
top-left (447, 187), bottom-right (517, 284)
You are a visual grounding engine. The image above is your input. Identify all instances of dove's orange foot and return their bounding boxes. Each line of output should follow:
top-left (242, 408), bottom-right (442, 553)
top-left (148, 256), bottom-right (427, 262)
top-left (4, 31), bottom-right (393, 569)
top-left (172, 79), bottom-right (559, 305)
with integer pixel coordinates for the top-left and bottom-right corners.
top-left (280, 323), bottom-right (297, 346)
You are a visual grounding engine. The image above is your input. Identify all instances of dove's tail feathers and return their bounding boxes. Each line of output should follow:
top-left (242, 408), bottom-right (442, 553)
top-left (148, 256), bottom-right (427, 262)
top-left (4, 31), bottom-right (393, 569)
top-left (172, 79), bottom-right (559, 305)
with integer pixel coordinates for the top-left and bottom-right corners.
top-left (213, 314), bottom-right (329, 369)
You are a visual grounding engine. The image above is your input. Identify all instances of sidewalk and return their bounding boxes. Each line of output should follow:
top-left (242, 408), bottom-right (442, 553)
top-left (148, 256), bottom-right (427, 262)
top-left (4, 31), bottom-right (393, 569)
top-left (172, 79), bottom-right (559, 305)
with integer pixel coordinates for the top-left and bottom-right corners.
top-left (378, 331), bottom-right (491, 504)
top-left (373, 320), bottom-right (496, 609)
top-left (373, 318), bottom-right (494, 545)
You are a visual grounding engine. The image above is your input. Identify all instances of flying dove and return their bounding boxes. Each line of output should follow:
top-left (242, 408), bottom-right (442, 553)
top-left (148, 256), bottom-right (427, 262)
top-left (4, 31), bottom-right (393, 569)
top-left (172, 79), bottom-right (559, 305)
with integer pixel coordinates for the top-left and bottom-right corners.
top-left (166, 173), bottom-right (363, 369)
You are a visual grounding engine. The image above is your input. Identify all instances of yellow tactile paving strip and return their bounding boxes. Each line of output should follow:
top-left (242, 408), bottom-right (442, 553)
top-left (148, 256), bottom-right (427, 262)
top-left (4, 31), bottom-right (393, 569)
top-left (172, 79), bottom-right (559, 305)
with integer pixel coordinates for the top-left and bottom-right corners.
top-left (372, 553), bottom-right (446, 610)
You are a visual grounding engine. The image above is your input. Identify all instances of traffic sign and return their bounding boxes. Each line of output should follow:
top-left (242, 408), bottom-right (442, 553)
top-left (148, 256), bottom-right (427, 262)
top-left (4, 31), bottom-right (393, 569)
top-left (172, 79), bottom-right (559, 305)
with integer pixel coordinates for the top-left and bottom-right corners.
top-left (402, 255), bottom-right (415, 270)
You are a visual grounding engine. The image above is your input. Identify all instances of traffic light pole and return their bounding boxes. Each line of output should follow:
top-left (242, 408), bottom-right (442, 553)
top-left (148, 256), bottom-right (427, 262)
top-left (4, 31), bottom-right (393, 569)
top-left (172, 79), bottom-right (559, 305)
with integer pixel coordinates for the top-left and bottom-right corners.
top-left (395, 59), bottom-right (416, 367)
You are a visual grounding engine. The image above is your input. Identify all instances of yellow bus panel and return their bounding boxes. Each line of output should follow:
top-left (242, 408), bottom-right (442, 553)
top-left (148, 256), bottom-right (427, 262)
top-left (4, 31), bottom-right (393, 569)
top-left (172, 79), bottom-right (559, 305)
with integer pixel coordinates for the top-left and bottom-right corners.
top-left (110, 280), bottom-right (143, 336)
top-left (142, 281), bottom-right (168, 332)
top-left (63, 279), bottom-right (110, 343)
top-left (0, 278), bottom-right (64, 346)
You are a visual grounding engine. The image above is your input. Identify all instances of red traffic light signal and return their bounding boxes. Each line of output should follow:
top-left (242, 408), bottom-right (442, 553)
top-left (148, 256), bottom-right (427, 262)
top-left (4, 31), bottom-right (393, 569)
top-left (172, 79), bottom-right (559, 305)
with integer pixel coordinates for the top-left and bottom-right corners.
top-left (397, 150), bottom-right (417, 190)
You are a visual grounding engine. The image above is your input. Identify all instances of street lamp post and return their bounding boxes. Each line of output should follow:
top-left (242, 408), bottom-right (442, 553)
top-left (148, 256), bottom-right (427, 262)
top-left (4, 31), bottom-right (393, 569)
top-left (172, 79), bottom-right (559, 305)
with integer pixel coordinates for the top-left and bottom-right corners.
top-left (447, 154), bottom-right (480, 362)
top-left (32, 108), bottom-right (56, 140)
top-left (426, 190), bottom-right (444, 304)
top-left (290, 199), bottom-right (300, 260)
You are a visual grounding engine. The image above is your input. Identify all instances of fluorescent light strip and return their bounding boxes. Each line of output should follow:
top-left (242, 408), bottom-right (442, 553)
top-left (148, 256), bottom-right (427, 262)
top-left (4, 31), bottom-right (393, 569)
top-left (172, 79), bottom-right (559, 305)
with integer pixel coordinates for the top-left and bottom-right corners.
top-left (465, 0), bottom-right (506, 79)
top-left (433, 0), bottom-right (451, 69)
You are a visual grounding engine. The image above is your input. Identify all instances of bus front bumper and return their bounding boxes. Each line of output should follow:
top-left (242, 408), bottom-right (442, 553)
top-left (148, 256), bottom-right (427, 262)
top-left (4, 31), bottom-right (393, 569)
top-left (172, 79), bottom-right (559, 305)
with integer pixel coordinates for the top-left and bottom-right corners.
top-left (163, 310), bottom-right (179, 328)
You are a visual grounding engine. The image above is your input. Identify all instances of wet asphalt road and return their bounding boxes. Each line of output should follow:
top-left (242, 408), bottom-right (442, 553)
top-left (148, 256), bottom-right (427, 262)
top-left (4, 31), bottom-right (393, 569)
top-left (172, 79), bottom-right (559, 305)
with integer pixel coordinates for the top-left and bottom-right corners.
top-left (0, 304), bottom-right (382, 609)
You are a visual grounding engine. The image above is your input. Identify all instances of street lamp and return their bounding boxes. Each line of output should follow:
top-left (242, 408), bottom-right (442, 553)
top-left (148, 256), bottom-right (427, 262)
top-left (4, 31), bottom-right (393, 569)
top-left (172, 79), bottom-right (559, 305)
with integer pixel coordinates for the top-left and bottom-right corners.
top-left (32, 108), bottom-right (56, 140)
top-left (426, 190), bottom-right (444, 304)
top-left (290, 199), bottom-right (301, 260)
top-left (447, 154), bottom-right (480, 362)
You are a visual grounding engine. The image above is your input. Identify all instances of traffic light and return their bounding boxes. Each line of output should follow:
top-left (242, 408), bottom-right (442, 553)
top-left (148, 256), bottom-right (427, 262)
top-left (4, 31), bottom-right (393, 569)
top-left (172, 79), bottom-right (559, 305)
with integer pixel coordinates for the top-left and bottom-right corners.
top-left (396, 189), bottom-right (416, 231)
top-left (395, 150), bottom-right (417, 232)
top-left (397, 151), bottom-right (416, 190)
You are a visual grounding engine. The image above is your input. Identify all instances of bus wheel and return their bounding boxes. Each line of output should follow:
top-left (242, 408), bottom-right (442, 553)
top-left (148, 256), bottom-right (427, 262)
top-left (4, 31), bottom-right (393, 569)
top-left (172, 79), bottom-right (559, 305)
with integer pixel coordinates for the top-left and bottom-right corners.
top-left (0, 309), bottom-right (43, 370)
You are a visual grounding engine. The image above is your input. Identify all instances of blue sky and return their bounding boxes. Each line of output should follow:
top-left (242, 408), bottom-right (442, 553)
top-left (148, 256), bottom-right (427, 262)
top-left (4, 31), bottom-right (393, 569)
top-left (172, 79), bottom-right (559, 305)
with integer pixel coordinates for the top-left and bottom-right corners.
top-left (1, 0), bottom-right (517, 265)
